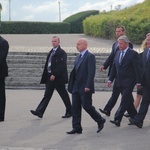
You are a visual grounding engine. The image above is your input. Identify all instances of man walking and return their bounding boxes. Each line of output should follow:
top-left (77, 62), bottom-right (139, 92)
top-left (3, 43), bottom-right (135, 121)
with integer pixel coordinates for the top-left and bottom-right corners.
top-left (30, 36), bottom-right (72, 119)
top-left (108, 36), bottom-right (139, 127)
top-left (99, 26), bottom-right (133, 116)
top-left (129, 33), bottom-right (150, 128)
top-left (67, 38), bottom-right (105, 134)
top-left (0, 36), bottom-right (9, 122)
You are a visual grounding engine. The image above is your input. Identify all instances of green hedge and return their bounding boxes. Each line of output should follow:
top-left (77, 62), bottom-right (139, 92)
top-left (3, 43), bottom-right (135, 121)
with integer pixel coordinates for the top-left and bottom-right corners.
top-left (83, 0), bottom-right (150, 44)
top-left (0, 21), bottom-right (71, 34)
top-left (63, 10), bottom-right (99, 33)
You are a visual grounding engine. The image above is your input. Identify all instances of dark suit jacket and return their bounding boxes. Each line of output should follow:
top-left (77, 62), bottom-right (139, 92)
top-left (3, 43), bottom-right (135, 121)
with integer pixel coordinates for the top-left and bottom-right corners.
top-left (68, 50), bottom-right (95, 94)
top-left (140, 48), bottom-right (150, 87)
top-left (40, 46), bottom-right (68, 85)
top-left (109, 47), bottom-right (139, 87)
top-left (103, 41), bottom-right (133, 76)
top-left (0, 36), bottom-right (9, 78)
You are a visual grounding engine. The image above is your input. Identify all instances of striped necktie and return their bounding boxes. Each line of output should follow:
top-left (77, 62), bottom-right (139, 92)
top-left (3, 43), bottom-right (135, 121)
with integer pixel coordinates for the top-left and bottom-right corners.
top-left (119, 51), bottom-right (124, 65)
top-left (47, 50), bottom-right (55, 73)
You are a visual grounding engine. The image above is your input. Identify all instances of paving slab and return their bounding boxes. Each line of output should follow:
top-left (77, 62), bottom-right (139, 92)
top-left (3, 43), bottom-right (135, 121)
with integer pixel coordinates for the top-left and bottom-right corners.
top-left (1, 34), bottom-right (140, 53)
top-left (0, 90), bottom-right (150, 150)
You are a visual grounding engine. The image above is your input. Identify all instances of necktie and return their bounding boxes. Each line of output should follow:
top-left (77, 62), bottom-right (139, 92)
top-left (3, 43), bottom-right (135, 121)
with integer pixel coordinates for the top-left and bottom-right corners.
top-left (77, 54), bottom-right (82, 62)
top-left (79, 53), bottom-right (82, 58)
top-left (47, 50), bottom-right (55, 73)
top-left (75, 54), bottom-right (82, 71)
top-left (119, 51), bottom-right (124, 65)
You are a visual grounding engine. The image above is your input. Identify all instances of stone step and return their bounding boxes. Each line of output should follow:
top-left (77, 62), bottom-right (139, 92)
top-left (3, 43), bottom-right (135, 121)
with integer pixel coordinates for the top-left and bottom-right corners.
top-left (5, 77), bottom-right (112, 91)
top-left (5, 52), bottom-right (110, 91)
top-left (6, 76), bottom-right (108, 83)
top-left (8, 66), bottom-right (107, 78)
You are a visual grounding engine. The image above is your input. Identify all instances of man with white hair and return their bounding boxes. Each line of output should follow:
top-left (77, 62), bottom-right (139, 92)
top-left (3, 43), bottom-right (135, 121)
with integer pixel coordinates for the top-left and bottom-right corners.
top-left (108, 35), bottom-right (140, 127)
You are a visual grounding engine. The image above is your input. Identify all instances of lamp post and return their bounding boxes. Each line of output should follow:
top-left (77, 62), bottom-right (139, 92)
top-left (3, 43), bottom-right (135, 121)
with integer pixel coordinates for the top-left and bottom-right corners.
top-left (58, 2), bottom-right (61, 22)
top-left (0, 3), bottom-right (2, 27)
top-left (9, 0), bottom-right (11, 21)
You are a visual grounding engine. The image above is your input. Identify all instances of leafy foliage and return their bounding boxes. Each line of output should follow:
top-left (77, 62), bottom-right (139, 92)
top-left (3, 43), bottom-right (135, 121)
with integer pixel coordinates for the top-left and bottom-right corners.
top-left (63, 10), bottom-right (99, 33)
top-left (83, 0), bottom-right (150, 44)
top-left (0, 22), bottom-right (70, 34)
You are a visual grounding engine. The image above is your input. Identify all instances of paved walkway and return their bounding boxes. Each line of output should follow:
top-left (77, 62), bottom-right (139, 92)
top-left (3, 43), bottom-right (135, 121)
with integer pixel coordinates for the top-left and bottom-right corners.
top-left (2, 34), bottom-right (141, 53)
top-left (0, 90), bottom-right (150, 150)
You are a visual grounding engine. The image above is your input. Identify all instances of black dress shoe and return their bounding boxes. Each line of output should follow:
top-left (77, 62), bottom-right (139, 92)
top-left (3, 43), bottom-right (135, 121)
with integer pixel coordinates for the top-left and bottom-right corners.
top-left (62, 113), bottom-right (72, 118)
top-left (110, 120), bottom-right (120, 127)
top-left (66, 129), bottom-right (82, 134)
top-left (97, 117), bottom-right (106, 133)
top-left (0, 118), bottom-right (4, 122)
top-left (124, 113), bottom-right (130, 118)
top-left (99, 108), bottom-right (110, 116)
top-left (30, 110), bottom-right (43, 118)
top-left (128, 118), bottom-right (143, 128)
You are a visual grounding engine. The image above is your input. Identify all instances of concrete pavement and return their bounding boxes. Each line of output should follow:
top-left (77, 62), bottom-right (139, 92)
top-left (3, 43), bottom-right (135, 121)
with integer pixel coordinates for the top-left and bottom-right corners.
top-left (2, 34), bottom-right (140, 53)
top-left (0, 90), bottom-right (150, 150)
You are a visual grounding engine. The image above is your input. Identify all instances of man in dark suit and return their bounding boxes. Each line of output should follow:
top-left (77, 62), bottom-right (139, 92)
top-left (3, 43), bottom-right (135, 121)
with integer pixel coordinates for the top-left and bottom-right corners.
top-left (108, 35), bottom-right (140, 127)
top-left (67, 38), bottom-right (105, 134)
top-left (99, 26), bottom-right (133, 116)
top-left (0, 36), bottom-right (9, 122)
top-left (30, 36), bottom-right (72, 118)
top-left (129, 33), bottom-right (150, 128)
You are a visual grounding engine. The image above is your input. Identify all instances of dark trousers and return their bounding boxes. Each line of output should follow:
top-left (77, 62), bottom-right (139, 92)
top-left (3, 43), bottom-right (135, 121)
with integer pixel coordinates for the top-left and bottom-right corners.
top-left (134, 87), bottom-right (150, 123)
top-left (104, 82), bottom-right (120, 112)
top-left (36, 79), bottom-right (71, 115)
top-left (72, 91), bottom-right (102, 130)
top-left (0, 78), bottom-right (6, 120)
top-left (114, 86), bottom-right (137, 122)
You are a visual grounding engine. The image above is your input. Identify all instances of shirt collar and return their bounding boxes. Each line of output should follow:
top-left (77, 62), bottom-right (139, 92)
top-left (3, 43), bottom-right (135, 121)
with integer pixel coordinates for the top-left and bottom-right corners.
top-left (80, 49), bottom-right (87, 57)
top-left (53, 47), bottom-right (58, 52)
top-left (121, 47), bottom-right (129, 53)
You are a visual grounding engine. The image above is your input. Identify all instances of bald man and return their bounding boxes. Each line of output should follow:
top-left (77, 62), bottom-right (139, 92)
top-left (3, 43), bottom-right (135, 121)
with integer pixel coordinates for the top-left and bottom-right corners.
top-left (67, 38), bottom-right (105, 134)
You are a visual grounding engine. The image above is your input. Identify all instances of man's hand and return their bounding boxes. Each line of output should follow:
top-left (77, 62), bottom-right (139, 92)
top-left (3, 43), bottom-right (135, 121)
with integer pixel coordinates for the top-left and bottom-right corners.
top-left (50, 75), bottom-right (55, 81)
top-left (100, 65), bottom-right (104, 71)
top-left (107, 81), bottom-right (111, 87)
top-left (84, 88), bottom-right (90, 92)
top-left (137, 84), bottom-right (142, 90)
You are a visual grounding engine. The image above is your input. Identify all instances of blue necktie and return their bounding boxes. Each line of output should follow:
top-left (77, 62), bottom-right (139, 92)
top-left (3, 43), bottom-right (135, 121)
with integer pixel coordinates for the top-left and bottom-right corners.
top-left (119, 52), bottom-right (124, 65)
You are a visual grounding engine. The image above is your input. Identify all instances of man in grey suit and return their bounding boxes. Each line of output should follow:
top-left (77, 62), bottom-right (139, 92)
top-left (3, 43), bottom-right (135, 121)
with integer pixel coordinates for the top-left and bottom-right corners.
top-left (108, 36), bottom-right (140, 127)
top-left (67, 38), bottom-right (105, 134)
top-left (129, 33), bottom-right (150, 128)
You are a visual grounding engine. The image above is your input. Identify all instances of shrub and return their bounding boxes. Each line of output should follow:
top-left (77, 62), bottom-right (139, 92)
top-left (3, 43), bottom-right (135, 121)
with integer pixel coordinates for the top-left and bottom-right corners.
top-left (63, 10), bottom-right (99, 33)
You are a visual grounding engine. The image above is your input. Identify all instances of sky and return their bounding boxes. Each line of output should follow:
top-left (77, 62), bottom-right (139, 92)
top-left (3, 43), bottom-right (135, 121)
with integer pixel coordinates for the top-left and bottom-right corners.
top-left (0, 0), bottom-right (145, 22)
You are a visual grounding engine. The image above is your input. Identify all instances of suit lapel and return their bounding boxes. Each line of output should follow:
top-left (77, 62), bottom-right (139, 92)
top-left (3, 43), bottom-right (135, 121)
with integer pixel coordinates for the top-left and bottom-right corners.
top-left (121, 49), bottom-right (130, 64)
top-left (116, 51), bottom-right (121, 65)
top-left (143, 49), bottom-right (147, 65)
top-left (118, 48), bottom-right (131, 66)
top-left (75, 51), bottom-right (88, 71)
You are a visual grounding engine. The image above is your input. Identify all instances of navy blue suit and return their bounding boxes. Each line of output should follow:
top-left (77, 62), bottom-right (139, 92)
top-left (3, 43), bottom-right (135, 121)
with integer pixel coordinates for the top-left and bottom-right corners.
top-left (109, 48), bottom-right (139, 122)
top-left (102, 42), bottom-right (133, 113)
top-left (68, 50), bottom-right (103, 131)
top-left (133, 48), bottom-right (150, 124)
